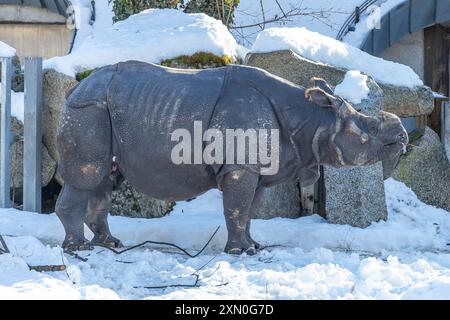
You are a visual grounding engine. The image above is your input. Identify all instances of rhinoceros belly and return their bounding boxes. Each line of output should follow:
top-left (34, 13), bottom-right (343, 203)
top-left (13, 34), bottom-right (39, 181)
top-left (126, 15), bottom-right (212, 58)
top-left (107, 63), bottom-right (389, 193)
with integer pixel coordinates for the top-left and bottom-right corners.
top-left (107, 62), bottom-right (226, 200)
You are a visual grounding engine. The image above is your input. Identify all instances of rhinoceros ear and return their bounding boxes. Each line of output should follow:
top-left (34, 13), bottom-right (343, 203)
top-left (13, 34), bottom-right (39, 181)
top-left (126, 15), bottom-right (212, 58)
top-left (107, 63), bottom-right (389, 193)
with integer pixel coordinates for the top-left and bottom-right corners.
top-left (305, 87), bottom-right (340, 108)
top-left (309, 77), bottom-right (334, 95)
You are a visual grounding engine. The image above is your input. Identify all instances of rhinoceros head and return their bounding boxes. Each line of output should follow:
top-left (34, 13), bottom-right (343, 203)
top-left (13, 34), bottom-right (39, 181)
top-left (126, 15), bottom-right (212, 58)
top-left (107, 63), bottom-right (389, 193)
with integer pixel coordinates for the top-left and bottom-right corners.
top-left (305, 84), bottom-right (408, 168)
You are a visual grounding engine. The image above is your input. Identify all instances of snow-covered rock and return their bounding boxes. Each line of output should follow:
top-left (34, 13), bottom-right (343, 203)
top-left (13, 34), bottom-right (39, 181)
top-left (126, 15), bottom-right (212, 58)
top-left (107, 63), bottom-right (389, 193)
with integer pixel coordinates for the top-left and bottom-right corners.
top-left (334, 70), bottom-right (370, 104)
top-left (246, 49), bottom-right (434, 117)
top-left (45, 9), bottom-right (240, 77)
top-left (251, 27), bottom-right (423, 88)
top-left (0, 40), bottom-right (15, 57)
top-left (391, 127), bottom-right (450, 212)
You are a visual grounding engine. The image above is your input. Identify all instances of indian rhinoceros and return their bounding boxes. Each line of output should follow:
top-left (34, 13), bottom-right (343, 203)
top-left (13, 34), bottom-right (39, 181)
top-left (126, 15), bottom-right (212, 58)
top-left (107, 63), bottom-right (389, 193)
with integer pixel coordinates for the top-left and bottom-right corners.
top-left (55, 61), bottom-right (408, 254)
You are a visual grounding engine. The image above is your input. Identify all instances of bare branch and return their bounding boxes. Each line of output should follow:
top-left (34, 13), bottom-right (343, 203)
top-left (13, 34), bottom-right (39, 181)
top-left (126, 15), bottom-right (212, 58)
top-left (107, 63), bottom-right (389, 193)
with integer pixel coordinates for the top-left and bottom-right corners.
top-left (222, 0), bottom-right (225, 25)
top-left (259, 0), bottom-right (266, 30)
top-left (225, 0), bottom-right (235, 27)
top-left (90, 226), bottom-right (220, 258)
top-left (275, 0), bottom-right (287, 18)
top-left (232, 6), bottom-right (348, 30)
top-left (0, 235), bottom-right (9, 254)
top-left (215, 0), bottom-right (222, 21)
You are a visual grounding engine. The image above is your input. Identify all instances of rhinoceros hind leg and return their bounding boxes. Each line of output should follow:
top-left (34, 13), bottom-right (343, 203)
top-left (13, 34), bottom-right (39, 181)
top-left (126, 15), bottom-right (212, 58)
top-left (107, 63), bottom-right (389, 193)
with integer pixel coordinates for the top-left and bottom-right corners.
top-left (84, 174), bottom-right (123, 248)
top-left (55, 184), bottom-right (92, 252)
top-left (221, 169), bottom-right (259, 256)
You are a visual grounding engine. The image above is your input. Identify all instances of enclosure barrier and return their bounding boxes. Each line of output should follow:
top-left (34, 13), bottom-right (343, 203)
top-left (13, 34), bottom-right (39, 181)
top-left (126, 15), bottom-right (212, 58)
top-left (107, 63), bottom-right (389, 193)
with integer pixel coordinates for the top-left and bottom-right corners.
top-left (0, 56), bottom-right (43, 212)
top-left (0, 57), bottom-right (12, 208)
top-left (443, 101), bottom-right (450, 163)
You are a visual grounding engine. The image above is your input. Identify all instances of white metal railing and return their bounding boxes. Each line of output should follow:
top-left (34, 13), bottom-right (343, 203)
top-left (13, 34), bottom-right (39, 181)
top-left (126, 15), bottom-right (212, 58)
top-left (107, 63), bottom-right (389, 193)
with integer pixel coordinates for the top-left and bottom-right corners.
top-left (443, 101), bottom-right (450, 163)
top-left (0, 56), bottom-right (43, 212)
top-left (0, 57), bottom-right (12, 208)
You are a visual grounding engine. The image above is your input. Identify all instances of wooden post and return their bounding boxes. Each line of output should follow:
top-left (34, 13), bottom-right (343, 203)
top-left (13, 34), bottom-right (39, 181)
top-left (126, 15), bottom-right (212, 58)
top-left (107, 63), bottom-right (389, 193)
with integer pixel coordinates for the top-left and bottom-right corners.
top-left (23, 57), bottom-right (43, 213)
top-left (0, 57), bottom-right (12, 208)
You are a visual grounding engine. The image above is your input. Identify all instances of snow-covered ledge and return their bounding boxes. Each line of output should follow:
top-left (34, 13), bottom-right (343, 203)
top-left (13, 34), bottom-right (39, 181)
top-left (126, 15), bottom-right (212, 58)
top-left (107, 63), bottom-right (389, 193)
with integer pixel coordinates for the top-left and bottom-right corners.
top-left (248, 27), bottom-right (434, 117)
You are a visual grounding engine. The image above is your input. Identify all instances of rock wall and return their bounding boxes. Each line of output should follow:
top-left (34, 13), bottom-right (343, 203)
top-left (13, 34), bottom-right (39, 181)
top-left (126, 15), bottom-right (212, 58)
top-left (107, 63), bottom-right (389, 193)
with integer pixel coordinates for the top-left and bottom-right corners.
top-left (392, 127), bottom-right (450, 212)
top-left (246, 50), bottom-right (434, 117)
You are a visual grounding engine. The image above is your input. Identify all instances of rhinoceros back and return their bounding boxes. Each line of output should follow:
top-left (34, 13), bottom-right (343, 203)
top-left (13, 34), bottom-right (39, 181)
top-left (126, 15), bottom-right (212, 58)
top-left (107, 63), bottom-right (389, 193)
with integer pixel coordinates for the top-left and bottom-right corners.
top-left (106, 61), bottom-right (227, 198)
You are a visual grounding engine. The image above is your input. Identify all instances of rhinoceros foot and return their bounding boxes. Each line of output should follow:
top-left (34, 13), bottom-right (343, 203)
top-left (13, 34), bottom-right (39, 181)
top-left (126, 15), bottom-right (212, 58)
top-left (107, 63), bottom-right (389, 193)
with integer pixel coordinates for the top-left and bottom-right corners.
top-left (62, 236), bottom-right (93, 252)
top-left (90, 234), bottom-right (123, 249)
top-left (225, 236), bottom-right (259, 256)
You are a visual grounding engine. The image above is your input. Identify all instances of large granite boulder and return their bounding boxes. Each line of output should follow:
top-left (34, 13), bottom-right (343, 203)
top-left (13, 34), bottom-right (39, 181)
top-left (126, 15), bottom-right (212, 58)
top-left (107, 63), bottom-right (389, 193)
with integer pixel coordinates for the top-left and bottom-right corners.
top-left (10, 117), bottom-right (56, 189)
top-left (323, 79), bottom-right (388, 227)
top-left (246, 49), bottom-right (389, 227)
top-left (392, 127), bottom-right (450, 211)
top-left (11, 55), bottom-right (24, 93)
top-left (246, 50), bottom-right (434, 117)
top-left (253, 183), bottom-right (301, 219)
top-left (42, 69), bottom-right (79, 185)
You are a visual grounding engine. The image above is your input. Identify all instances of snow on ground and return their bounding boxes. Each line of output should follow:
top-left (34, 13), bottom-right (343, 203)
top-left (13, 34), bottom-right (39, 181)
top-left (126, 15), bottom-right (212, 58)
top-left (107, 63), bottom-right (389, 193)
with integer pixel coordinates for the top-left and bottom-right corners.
top-left (344, 0), bottom-right (407, 48)
top-left (1, 179), bottom-right (450, 299)
top-left (45, 9), bottom-right (240, 77)
top-left (0, 87), bottom-right (24, 123)
top-left (252, 27), bottom-right (423, 88)
top-left (334, 71), bottom-right (369, 104)
top-left (233, 0), bottom-right (361, 47)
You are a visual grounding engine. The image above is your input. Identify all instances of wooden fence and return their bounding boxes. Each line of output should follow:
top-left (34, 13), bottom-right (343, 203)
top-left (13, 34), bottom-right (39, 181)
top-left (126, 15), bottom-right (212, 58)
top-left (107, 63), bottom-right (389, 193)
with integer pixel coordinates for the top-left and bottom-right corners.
top-left (0, 56), bottom-right (42, 212)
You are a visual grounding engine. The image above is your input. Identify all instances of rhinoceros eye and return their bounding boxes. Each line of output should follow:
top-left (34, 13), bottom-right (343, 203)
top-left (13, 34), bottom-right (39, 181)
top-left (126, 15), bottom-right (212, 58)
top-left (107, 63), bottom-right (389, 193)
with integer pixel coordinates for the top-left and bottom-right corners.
top-left (365, 119), bottom-right (379, 136)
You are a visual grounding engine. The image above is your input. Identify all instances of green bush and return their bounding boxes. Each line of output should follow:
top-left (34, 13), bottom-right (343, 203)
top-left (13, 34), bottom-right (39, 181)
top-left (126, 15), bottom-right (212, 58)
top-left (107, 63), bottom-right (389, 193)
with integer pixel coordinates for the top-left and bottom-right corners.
top-left (161, 51), bottom-right (233, 68)
top-left (75, 69), bottom-right (97, 81)
top-left (108, 0), bottom-right (182, 22)
top-left (184, 0), bottom-right (239, 27)
top-left (108, 0), bottom-right (239, 27)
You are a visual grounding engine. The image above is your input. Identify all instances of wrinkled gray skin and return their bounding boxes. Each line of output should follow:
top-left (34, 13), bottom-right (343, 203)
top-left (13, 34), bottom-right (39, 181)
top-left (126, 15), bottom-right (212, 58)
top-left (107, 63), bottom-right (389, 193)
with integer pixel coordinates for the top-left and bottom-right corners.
top-left (56, 61), bottom-right (408, 255)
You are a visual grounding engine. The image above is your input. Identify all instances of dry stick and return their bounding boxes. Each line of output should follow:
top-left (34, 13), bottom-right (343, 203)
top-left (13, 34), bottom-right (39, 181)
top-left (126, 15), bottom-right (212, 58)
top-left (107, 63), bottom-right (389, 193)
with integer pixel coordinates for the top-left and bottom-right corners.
top-left (28, 265), bottom-right (66, 272)
top-left (225, 0), bottom-right (235, 28)
top-left (221, 0), bottom-right (225, 25)
top-left (92, 226), bottom-right (221, 258)
top-left (231, 8), bottom-right (344, 30)
top-left (60, 249), bottom-right (74, 283)
top-left (259, 0), bottom-right (266, 30)
top-left (215, 0), bottom-right (222, 22)
top-left (0, 234), bottom-right (9, 254)
top-left (0, 234), bottom-right (65, 271)
top-left (65, 250), bottom-right (88, 262)
top-left (275, 0), bottom-right (288, 18)
top-left (136, 253), bottom-right (225, 290)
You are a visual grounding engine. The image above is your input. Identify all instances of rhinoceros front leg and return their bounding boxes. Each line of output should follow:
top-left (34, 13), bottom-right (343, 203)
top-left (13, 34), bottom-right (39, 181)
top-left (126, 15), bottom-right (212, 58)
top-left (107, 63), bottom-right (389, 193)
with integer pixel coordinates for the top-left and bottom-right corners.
top-left (221, 169), bottom-right (259, 255)
top-left (55, 184), bottom-right (91, 252)
top-left (84, 175), bottom-right (123, 248)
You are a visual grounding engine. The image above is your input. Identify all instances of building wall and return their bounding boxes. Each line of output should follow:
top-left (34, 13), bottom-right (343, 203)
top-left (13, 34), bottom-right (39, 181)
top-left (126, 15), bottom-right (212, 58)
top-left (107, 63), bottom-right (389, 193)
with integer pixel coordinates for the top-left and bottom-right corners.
top-left (0, 5), bottom-right (66, 23)
top-left (380, 30), bottom-right (425, 81)
top-left (0, 24), bottom-right (73, 60)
